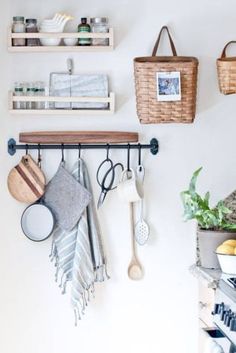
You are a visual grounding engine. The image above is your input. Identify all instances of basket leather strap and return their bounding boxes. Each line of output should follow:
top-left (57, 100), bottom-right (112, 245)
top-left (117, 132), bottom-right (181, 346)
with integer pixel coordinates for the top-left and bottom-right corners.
top-left (221, 41), bottom-right (236, 58)
top-left (152, 26), bottom-right (177, 57)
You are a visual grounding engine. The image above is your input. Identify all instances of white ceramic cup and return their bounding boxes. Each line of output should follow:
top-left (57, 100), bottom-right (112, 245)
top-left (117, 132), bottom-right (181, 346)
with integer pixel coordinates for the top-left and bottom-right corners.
top-left (117, 168), bottom-right (143, 203)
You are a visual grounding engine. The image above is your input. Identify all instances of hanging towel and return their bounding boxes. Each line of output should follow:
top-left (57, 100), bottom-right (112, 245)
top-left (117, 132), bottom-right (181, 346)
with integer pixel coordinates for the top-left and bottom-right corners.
top-left (50, 158), bottom-right (109, 324)
top-left (44, 163), bottom-right (91, 231)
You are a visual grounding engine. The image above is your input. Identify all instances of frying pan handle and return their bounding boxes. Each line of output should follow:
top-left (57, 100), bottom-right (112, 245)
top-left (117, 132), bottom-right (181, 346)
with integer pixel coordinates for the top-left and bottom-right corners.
top-left (67, 58), bottom-right (74, 75)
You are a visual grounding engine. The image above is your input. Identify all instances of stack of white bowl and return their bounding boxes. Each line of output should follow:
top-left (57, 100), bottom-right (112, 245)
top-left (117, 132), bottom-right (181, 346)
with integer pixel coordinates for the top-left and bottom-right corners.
top-left (39, 13), bottom-right (74, 46)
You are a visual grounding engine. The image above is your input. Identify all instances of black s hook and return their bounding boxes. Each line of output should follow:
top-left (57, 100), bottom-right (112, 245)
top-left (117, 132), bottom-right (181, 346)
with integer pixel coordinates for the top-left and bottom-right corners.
top-left (37, 144), bottom-right (42, 168)
top-left (127, 143), bottom-right (131, 171)
top-left (61, 144), bottom-right (65, 163)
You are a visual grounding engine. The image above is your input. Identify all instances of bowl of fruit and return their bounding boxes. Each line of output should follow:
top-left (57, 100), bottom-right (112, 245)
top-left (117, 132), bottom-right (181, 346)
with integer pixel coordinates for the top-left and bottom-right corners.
top-left (216, 239), bottom-right (236, 274)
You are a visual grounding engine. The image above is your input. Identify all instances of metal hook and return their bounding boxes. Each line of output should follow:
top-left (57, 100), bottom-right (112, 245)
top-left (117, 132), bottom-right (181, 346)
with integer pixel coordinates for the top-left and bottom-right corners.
top-left (127, 143), bottom-right (131, 171)
top-left (37, 144), bottom-right (42, 168)
top-left (106, 144), bottom-right (110, 160)
top-left (26, 144), bottom-right (29, 155)
top-left (78, 143), bottom-right (81, 159)
top-left (138, 143), bottom-right (142, 166)
top-left (61, 144), bottom-right (65, 163)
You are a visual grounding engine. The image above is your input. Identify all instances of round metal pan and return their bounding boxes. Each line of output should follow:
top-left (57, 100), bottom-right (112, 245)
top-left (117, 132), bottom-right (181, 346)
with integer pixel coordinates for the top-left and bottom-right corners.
top-left (21, 203), bottom-right (55, 242)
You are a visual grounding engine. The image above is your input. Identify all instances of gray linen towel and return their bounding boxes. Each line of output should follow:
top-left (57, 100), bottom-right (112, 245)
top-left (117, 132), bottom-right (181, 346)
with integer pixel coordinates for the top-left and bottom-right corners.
top-left (50, 158), bottom-right (109, 324)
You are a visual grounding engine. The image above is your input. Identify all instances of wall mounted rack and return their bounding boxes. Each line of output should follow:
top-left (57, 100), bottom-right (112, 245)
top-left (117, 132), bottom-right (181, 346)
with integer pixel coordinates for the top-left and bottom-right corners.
top-left (9, 91), bottom-right (115, 115)
top-left (8, 132), bottom-right (159, 156)
top-left (8, 28), bottom-right (114, 53)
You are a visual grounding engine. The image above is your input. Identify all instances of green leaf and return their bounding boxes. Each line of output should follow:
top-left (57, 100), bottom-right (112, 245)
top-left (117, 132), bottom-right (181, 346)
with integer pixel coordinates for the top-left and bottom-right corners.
top-left (180, 167), bottom-right (236, 231)
top-left (189, 167), bottom-right (203, 195)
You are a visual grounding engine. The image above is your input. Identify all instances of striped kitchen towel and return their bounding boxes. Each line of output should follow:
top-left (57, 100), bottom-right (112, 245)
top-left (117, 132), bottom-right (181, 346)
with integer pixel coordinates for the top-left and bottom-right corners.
top-left (50, 158), bottom-right (109, 324)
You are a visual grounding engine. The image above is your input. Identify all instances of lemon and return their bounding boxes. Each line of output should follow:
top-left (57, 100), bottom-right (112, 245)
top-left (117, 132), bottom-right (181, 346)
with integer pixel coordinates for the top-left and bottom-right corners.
top-left (216, 244), bottom-right (235, 255)
top-left (223, 239), bottom-right (236, 247)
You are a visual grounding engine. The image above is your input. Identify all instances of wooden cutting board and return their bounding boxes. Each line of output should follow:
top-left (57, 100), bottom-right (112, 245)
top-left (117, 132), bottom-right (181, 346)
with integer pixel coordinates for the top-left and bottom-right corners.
top-left (8, 155), bottom-right (46, 203)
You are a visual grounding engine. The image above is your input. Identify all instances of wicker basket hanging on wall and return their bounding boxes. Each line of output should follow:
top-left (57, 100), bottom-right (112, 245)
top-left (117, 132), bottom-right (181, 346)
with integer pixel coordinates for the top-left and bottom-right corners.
top-left (217, 41), bottom-right (236, 95)
top-left (134, 26), bottom-right (199, 124)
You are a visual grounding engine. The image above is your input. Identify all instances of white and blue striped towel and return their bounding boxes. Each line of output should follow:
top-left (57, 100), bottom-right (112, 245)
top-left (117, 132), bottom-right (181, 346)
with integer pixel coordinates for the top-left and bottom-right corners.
top-left (50, 158), bottom-right (109, 324)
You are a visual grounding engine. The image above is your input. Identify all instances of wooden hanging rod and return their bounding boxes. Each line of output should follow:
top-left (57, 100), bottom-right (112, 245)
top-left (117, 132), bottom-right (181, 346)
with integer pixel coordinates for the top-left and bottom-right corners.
top-left (19, 131), bottom-right (139, 144)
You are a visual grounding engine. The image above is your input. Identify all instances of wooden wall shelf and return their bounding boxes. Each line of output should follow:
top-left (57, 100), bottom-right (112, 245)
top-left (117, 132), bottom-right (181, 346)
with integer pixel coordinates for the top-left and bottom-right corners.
top-left (19, 131), bottom-right (139, 144)
top-left (9, 91), bottom-right (115, 115)
top-left (8, 28), bottom-right (114, 52)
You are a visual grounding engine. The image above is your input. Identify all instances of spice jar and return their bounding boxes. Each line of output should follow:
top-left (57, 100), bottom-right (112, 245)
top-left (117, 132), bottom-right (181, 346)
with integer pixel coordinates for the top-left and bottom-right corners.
top-left (13, 82), bottom-right (25, 109)
top-left (90, 17), bottom-right (109, 46)
top-left (12, 16), bottom-right (26, 46)
top-left (26, 82), bottom-right (36, 110)
top-left (78, 18), bottom-right (91, 46)
top-left (25, 19), bottom-right (39, 46)
top-left (35, 81), bottom-right (46, 110)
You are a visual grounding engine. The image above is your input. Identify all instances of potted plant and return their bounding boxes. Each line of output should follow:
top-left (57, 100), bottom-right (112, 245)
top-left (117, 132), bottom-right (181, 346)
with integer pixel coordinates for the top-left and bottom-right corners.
top-left (181, 167), bottom-right (236, 269)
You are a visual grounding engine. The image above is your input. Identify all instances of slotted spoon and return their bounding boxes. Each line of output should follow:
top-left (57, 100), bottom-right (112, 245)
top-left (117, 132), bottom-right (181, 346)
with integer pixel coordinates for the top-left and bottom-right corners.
top-left (135, 165), bottom-right (150, 245)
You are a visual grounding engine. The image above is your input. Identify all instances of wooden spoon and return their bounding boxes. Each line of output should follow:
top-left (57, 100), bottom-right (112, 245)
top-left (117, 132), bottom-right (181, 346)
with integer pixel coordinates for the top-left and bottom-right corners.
top-left (128, 203), bottom-right (144, 280)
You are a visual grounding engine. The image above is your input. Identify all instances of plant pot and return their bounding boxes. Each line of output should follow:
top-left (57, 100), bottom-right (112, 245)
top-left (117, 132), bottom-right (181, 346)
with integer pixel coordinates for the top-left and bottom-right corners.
top-left (197, 228), bottom-right (236, 269)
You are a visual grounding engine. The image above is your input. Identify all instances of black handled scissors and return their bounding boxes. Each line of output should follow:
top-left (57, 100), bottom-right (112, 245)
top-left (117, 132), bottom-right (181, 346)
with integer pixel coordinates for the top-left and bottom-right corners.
top-left (96, 145), bottom-right (124, 208)
top-left (97, 162), bottom-right (124, 208)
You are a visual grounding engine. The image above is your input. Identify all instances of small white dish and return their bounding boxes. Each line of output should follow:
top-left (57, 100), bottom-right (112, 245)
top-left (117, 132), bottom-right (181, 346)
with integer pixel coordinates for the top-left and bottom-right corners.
top-left (40, 38), bottom-right (61, 46)
top-left (63, 38), bottom-right (78, 46)
top-left (39, 27), bottom-right (61, 32)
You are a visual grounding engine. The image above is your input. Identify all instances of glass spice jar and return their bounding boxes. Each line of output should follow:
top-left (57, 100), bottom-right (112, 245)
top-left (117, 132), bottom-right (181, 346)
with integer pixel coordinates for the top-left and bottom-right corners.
top-left (90, 17), bottom-right (109, 46)
top-left (12, 16), bottom-right (26, 46)
top-left (26, 82), bottom-right (36, 110)
top-left (13, 82), bottom-right (25, 109)
top-left (78, 18), bottom-right (91, 46)
top-left (25, 19), bottom-right (39, 46)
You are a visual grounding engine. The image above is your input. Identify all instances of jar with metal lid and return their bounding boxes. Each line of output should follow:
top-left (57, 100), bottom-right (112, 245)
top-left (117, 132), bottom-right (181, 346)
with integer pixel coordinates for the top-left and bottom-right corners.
top-left (13, 82), bottom-right (25, 109)
top-left (78, 18), bottom-right (91, 46)
top-left (90, 17), bottom-right (109, 46)
top-left (26, 82), bottom-right (36, 110)
top-left (12, 16), bottom-right (26, 46)
top-left (35, 81), bottom-right (46, 110)
top-left (25, 19), bottom-right (39, 46)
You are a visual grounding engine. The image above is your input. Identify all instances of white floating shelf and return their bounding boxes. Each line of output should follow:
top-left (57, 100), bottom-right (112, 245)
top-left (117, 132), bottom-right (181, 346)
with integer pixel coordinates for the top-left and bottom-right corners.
top-left (9, 91), bottom-right (115, 115)
top-left (8, 28), bottom-right (114, 52)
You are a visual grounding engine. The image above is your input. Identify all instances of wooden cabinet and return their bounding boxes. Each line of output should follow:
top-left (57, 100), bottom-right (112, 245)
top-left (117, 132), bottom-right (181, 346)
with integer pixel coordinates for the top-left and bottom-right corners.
top-left (198, 281), bottom-right (215, 327)
top-left (198, 281), bottom-right (215, 353)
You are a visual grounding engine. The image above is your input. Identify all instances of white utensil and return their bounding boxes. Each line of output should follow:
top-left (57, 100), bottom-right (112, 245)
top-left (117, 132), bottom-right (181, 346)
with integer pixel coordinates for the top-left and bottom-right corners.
top-left (128, 203), bottom-right (143, 280)
top-left (135, 165), bottom-right (150, 245)
top-left (117, 168), bottom-right (143, 203)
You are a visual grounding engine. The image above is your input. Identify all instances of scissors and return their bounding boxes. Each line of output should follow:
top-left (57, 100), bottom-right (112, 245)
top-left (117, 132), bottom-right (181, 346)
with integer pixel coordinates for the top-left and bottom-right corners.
top-left (96, 145), bottom-right (124, 208)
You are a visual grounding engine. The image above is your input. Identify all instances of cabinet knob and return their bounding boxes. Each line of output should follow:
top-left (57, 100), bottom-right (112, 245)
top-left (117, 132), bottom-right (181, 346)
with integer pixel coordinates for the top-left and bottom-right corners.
top-left (199, 301), bottom-right (208, 309)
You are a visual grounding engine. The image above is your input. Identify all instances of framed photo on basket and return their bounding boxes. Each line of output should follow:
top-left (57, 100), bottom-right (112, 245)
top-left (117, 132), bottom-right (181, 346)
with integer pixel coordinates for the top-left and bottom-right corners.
top-left (156, 71), bottom-right (181, 101)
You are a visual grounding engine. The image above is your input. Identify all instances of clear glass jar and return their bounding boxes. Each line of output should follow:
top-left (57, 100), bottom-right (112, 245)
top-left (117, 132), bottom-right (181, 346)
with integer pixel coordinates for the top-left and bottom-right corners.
top-left (12, 16), bottom-right (26, 46)
top-left (25, 19), bottom-right (39, 47)
top-left (90, 17), bottom-right (109, 46)
top-left (26, 82), bottom-right (36, 109)
top-left (13, 82), bottom-right (25, 109)
top-left (35, 81), bottom-right (45, 109)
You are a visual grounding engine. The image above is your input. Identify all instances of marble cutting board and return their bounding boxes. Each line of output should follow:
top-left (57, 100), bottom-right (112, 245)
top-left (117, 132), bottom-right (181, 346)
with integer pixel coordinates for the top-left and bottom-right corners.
top-left (49, 74), bottom-right (109, 109)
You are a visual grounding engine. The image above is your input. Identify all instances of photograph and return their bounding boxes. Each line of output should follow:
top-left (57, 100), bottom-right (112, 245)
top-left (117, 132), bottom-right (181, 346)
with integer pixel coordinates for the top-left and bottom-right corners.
top-left (156, 71), bottom-right (181, 101)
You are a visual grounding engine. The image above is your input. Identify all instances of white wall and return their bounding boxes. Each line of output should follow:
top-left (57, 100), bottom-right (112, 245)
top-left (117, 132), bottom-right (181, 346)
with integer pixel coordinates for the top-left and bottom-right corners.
top-left (1, 1), bottom-right (236, 352)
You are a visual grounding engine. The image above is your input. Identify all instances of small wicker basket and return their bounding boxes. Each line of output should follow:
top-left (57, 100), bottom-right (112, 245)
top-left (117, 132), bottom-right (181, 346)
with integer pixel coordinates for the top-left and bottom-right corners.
top-left (134, 26), bottom-right (199, 124)
top-left (217, 41), bottom-right (236, 95)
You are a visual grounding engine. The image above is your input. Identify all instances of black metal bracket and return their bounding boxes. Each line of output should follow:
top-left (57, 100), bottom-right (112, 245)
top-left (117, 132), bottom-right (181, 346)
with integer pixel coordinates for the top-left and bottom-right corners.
top-left (7, 138), bottom-right (159, 156)
top-left (8, 138), bottom-right (17, 156)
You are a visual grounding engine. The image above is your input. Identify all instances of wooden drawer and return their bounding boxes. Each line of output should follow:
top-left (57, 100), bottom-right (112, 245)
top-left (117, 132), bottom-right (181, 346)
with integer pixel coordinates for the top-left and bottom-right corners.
top-left (198, 281), bottom-right (215, 327)
top-left (199, 319), bottom-right (207, 353)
